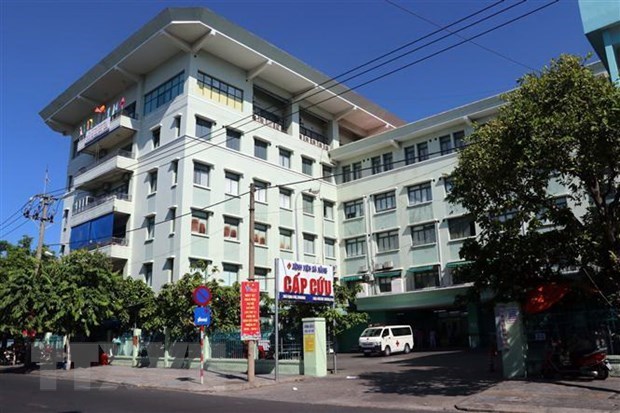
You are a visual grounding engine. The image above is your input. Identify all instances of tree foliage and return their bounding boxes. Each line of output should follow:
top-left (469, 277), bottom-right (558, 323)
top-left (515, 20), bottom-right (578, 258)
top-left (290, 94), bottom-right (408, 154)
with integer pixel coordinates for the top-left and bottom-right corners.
top-left (448, 55), bottom-right (620, 306)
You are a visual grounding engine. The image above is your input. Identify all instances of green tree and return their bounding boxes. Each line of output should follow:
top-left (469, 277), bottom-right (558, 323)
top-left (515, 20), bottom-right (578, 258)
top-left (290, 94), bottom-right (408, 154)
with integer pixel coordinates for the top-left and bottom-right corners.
top-left (46, 250), bottom-right (124, 369)
top-left (448, 55), bottom-right (620, 306)
top-left (116, 276), bottom-right (157, 332)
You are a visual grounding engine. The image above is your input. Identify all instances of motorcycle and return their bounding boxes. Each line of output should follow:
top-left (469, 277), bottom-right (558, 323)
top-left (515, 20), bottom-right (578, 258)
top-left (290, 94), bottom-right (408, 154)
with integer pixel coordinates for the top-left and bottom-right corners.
top-left (542, 339), bottom-right (612, 380)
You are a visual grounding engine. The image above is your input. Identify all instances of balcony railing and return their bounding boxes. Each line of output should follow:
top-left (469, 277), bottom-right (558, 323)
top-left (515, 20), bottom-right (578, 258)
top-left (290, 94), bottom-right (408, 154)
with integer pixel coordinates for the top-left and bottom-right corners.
top-left (74, 149), bottom-right (134, 178)
top-left (73, 193), bottom-right (131, 215)
top-left (253, 106), bottom-right (285, 131)
top-left (85, 237), bottom-right (129, 250)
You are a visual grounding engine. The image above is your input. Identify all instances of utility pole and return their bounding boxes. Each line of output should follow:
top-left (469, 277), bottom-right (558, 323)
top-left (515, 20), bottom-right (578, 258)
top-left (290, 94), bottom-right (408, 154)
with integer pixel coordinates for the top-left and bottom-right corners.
top-left (24, 171), bottom-right (57, 275)
top-left (247, 183), bottom-right (256, 384)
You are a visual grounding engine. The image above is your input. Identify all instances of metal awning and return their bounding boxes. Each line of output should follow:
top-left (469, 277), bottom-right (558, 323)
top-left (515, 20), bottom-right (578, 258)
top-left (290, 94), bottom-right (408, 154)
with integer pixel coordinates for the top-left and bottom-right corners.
top-left (340, 275), bottom-right (363, 282)
top-left (407, 265), bottom-right (437, 273)
top-left (445, 261), bottom-right (473, 268)
top-left (373, 270), bottom-right (401, 278)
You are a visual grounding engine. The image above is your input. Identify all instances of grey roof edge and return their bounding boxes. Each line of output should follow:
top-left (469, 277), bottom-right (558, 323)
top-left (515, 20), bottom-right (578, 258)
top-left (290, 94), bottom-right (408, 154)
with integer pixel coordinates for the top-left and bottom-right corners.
top-left (330, 93), bottom-right (506, 160)
top-left (39, 7), bottom-right (405, 127)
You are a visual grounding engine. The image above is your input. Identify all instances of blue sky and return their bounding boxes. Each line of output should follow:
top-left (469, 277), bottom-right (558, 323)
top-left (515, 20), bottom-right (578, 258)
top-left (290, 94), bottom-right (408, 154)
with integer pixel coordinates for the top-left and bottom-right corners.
top-left (0, 0), bottom-right (595, 249)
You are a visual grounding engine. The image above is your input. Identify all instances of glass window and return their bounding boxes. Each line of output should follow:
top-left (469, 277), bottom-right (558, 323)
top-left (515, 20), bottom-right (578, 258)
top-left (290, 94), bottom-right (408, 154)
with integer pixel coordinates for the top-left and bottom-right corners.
top-left (342, 165), bottom-right (351, 183)
top-left (195, 117), bottom-right (212, 139)
top-left (405, 145), bottom-right (416, 165)
top-left (279, 228), bottom-right (293, 250)
top-left (197, 71), bottom-right (243, 110)
top-left (148, 171), bottom-right (158, 194)
top-left (152, 128), bottom-right (160, 149)
top-left (279, 148), bottom-right (291, 168)
top-left (144, 72), bottom-right (185, 115)
top-left (146, 216), bottom-right (155, 240)
top-left (171, 160), bottom-right (178, 185)
top-left (371, 156), bottom-right (381, 175)
top-left (223, 216), bottom-right (239, 240)
top-left (254, 181), bottom-right (268, 203)
top-left (376, 230), bottom-right (399, 252)
top-left (439, 135), bottom-right (452, 155)
top-left (254, 223), bottom-right (267, 245)
top-left (414, 269), bottom-right (439, 289)
top-left (302, 157), bottom-right (313, 176)
top-left (226, 129), bottom-right (241, 151)
top-left (378, 276), bottom-right (393, 293)
top-left (444, 176), bottom-right (454, 195)
top-left (345, 237), bottom-right (366, 257)
top-left (417, 142), bottom-right (429, 162)
top-left (302, 194), bottom-right (314, 215)
top-left (374, 191), bottom-right (396, 212)
top-left (323, 201), bottom-right (334, 220)
top-left (255, 267), bottom-right (269, 292)
top-left (279, 188), bottom-right (292, 209)
top-left (383, 153), bottom-right (393, 171)
top-left (225, 172), bottom-right (240, 195)
top-left (411, 223), bottom-right (436, 246)
top-left (221, 264), bottom-right (239, 286)
top-left (325, 238), bottom-right (336, 258)
top-left (322, 164), bottom-right (333, 182)
top-left (448, 216), bottom-right (476, 240)
top-left (344, 199), bottom-right (364, 219)
top-left (174, 116), bottom-right (181, 138)
top-left (352, 162), bottom-right (362, 180)
top-left (407, 182), bottom-right (432, 205)
top-left (143, 263), bottom-right (153, 286)
top-left (193, 163), bottom-right (210, 187)
top-left (254, 139), bottom-right (268, 160)
top-left (453, 130), bottom-right (465, 150)
top-left (168, 207), bottom-right (176, 234)
top-left (303, 233), bottom-right (316, 255)
top-left (191, 210), bottom-right (208, 235)
top-left (165, 258), bottom-right (174, 283)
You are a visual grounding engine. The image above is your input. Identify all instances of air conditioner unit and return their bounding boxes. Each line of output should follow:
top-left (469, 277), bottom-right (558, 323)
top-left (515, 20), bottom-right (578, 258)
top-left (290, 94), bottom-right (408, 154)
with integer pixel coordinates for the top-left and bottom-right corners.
top-left (362, 274), bottom-right (374, 283)
top-left (373, 263), bottom-right (383, 271)
top-left (358, 265), bottom-right (367, 273)
top-left (383, 261), bottom-right (394, 269)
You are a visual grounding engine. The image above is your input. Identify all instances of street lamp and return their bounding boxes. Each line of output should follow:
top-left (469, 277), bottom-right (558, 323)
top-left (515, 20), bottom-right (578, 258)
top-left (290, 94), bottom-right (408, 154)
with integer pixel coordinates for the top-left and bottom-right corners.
top-left (293, 188), bottom-right (320, 261)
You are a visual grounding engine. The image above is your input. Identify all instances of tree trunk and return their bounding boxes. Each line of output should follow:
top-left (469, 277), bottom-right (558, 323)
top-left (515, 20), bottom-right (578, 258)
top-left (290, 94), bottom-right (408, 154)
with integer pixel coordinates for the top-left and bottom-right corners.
top-left (65, 335), bottom-right (71, 371)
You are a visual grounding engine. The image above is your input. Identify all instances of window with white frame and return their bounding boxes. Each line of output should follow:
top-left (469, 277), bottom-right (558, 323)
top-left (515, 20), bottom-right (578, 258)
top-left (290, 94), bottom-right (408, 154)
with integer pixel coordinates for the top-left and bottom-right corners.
top-left (146, 216), bottom-right (155, 240)
top-left (302, 194), bottom-right (314, 215)
top-left (408, 182), bottom-right (432, 205)
top-left (197, 71), bottom-right (243, 110)
top-left (255, 267), bottom-right (269, 291)
top-left (405, 145), bottom-right (416, 165)
top-left (374, 191), bottom-right (396, 212)
top-left (148, 171), bottom-right (158, 194)
top-left (417, 142), bottom-right (429, 162)
top-left (223, 216), bottom-right (240, 240)
top-left (279, 228), bottom-right (293, 250)
top-left (344, 199), bottom-right (364, 219)
top-left (168, 207), bottom-right (176, 234)
top-left (345, 236), bottom-right (366, 257)
top-left (352, 162), bottom-right (362, 180)
top-left (303, 233), bottom-right (316, 255)
top-left (413, 268), bottom-right (439, 289)
top-left (324, 238), bottom-right (336, 258)
top-left (323, 201), bottom-right (334, 220)
top-left (254, 223), bottom-right (268, 245)
top-left (378, 276), bottom-right (395, 293)
top-left (165, 258), bottom-right (174, 284)
top-left (322, 164), bottom-right (333, 182)
top-left (144, 72), bottom-right (184, 115)
top-left (279, 148), bottom-right (291, 168)
top-left (279, 188), bottom-right (292, 209)
top-left (371, 156), bottom-right (382, 175)
top-left (254, 180), bottom-right (268, 203)
top-left (376, 230), bottom-right (399, 252)
top-left (191, 210), bottom-right (208, 235)
top-left (411, 223), bottom-right (436, 246)
top-left (302, 157), bottom-right (314, 176)
top-left (174, 116), bottom-right (181, 138)
top-left (195, 117), bottom-right (212, 139)
top-left (221, 264), bottom-right (239, 286)
top-left (254, 139), bottom-right (268, 160)
top-left (342, 165), bottom-right (351, 183)
top-left (171, 160), bottom-right (178, 185)
top-left (448, 215), bottom-right (476, 240)
top-left (453, 130), bottom-right (465, 150)
top-left (143, 263), bottom-right (153, 286)
top-left (225, 172), bottom-right (240, 195)
top-left (152, 128), bottom-right (161, 149)
top-left (444, 176), bottom-right (454, 195)
top-left (193, 162), bottom-right (210, 187)
top-left (226, 129), bottom-right (241, 151)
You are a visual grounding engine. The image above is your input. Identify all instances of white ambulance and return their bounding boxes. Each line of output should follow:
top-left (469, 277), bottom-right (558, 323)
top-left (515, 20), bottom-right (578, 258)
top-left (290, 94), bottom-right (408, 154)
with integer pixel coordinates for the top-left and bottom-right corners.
top-left (358, 325), bottom-right (414, 356)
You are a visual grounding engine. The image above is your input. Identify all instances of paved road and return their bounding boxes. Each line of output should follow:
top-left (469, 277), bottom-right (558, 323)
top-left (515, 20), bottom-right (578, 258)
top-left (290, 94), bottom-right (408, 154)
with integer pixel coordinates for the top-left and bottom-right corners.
top-left (0, 373), bottom-right (438, 413)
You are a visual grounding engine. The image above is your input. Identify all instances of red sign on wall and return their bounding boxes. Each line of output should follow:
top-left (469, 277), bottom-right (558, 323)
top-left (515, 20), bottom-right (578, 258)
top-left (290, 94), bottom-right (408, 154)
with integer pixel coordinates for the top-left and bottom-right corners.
top-left (240, 281), bottom-right (261, 341)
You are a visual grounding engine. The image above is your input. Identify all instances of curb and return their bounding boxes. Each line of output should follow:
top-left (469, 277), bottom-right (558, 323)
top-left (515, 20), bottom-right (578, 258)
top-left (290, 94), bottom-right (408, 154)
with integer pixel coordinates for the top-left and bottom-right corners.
top-left (455, 402), bottom-right (618, 413)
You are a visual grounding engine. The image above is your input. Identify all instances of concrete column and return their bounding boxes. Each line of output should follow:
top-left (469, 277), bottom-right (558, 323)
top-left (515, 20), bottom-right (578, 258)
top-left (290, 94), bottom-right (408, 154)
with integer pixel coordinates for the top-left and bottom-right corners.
top-left (327, 119), bottom-right (340, 149)
top-left (302, 317), bottom-right (327, 377)
top-left (494, 303), bottom-right (526, 378)
top-left (467, 303), bottom-right (480, 349)
top-left (164, 328), bottom-right (170, 368)
top-left (289, 102), bottom-right (300, 138)
top-left (603, 30), bottom-right (620, 84)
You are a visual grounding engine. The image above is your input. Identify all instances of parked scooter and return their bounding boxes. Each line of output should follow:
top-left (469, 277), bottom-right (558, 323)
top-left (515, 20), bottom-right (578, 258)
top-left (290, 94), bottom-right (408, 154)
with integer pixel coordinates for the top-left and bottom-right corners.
top-left (542, 338), bottom-right (612, 380)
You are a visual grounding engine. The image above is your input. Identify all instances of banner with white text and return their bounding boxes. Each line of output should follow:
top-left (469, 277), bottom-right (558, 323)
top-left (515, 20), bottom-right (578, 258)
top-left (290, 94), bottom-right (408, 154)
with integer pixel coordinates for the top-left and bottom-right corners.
top-left (275, 258), bottom-right (334, 303)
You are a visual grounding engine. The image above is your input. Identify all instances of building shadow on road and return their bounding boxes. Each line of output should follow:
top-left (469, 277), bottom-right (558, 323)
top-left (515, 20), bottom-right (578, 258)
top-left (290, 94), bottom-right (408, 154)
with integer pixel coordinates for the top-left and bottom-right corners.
top-left (356, 350), bottom-right (501, 397)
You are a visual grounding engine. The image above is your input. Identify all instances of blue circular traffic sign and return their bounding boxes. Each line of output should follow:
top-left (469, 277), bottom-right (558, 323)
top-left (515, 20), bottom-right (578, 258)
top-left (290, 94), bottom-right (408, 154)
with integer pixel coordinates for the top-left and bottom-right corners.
top-left (192, 286), bottom-right (212, 306)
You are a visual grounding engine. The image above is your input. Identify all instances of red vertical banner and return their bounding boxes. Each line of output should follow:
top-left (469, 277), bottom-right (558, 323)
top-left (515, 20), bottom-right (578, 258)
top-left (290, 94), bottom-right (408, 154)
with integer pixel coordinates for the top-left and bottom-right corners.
top-left (241, 281), bottom-right (261, 341)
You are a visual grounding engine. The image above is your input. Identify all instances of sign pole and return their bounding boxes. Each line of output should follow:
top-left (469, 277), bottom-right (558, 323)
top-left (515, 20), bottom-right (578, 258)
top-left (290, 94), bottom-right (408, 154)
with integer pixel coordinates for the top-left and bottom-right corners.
top-left (275, 258), bottom-right (279, 381)
top-left (200, 325), bottom-right (204, 385)
top-left (247, 183), bottom-right (256, 384)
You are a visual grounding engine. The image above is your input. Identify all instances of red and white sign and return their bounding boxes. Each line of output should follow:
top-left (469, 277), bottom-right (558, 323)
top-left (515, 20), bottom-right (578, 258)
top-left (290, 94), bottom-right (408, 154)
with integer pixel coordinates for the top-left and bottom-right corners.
top-left (275, 258), bottom-right (334, 303)
top-left (240, 281), bottom-right (261, 341)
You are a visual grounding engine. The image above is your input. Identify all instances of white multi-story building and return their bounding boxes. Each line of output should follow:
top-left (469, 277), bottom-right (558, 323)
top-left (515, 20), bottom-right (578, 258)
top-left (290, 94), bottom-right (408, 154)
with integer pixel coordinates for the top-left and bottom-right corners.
top-left (41, 8), bottom-right (610, 348)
